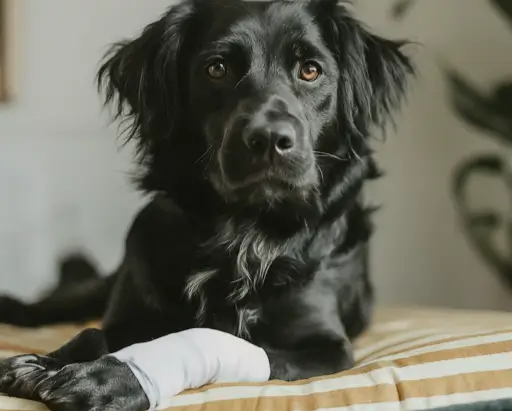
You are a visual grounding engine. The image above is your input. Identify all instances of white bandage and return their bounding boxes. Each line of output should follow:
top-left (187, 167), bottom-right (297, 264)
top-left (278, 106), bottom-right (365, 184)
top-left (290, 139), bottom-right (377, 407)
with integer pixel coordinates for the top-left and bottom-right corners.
top-left (110, 328), bottom-right (270, 410)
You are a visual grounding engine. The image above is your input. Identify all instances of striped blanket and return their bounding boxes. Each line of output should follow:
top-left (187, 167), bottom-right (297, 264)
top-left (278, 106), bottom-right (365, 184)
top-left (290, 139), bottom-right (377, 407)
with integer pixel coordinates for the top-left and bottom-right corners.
top-left (0, 305), bottom-right (511, 411)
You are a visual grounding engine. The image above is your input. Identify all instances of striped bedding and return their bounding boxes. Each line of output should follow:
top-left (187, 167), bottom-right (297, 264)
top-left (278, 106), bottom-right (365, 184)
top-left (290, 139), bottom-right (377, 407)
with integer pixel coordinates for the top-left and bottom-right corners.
top-left (0, 305), bottom-right (511, 411)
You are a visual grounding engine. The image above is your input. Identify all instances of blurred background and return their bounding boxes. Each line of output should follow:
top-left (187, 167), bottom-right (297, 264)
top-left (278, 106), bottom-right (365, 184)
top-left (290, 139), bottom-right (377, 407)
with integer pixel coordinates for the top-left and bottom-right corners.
top-left (0, 0), bottom-right (511, 311)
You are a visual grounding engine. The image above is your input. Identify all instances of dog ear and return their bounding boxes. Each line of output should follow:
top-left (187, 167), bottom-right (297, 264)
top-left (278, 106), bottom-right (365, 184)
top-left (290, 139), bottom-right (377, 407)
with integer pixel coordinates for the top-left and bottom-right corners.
top-left (312, 0), bottom-right (415, 138)
top-left (97, 2), bottom-right (194, 159)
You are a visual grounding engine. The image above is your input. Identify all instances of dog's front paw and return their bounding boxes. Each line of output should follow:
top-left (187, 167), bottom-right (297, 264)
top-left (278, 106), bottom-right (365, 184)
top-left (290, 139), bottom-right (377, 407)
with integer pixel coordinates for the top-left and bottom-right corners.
top-left (36, 356), bottom-right (150, 411)
top-left (0, 354), bottom-right (64, 400)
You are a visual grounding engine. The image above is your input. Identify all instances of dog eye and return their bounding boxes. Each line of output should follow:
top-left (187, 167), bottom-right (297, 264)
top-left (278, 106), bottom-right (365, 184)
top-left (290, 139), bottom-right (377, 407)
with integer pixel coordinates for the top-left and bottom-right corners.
top-left (206, 59), bottom-right (228, 79)
top-left (299, 61), bottom-right (322, 82)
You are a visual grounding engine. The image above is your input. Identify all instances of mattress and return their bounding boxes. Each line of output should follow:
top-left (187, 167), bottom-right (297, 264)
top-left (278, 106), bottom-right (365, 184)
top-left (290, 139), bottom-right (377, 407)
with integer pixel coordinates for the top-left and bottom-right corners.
top-left (1, 305), bottom-right (512, 411)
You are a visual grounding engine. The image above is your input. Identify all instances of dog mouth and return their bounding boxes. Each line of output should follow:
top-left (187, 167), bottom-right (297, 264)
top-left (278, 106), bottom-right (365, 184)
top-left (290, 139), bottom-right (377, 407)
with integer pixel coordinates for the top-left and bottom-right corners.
top-left (211, 149), bottom-right (318, 203)
top-left (219, 150), bottom-right (313, 187)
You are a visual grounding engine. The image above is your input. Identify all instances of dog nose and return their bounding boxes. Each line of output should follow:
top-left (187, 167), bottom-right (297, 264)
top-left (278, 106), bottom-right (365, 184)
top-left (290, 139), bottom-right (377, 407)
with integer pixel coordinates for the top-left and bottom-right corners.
top-left (244, 122), bottom-right (296, 156)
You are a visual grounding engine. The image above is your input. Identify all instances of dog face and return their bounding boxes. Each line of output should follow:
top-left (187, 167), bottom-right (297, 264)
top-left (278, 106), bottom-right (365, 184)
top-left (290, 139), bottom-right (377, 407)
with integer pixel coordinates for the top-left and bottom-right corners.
top-left (186, 2), bottom-right (340, 202)
top-left (98, 0), bottom-right (413, 205)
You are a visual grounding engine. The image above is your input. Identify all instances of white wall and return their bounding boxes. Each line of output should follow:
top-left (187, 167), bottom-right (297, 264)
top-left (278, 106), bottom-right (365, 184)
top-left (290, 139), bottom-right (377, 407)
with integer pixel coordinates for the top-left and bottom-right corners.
top-left (0, 1), bottom-right (171, 300)
top-left (1, 0), bottom-right (511, 311)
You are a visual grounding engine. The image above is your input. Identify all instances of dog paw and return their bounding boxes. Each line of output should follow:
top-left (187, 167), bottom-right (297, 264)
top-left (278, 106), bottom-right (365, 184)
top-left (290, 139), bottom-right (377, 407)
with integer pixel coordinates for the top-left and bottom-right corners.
top-left (34, 357), bottom-right (149, 411)
top-left (0, 354), bottom-right (64, 400)
top-left (0, 354), bottom-right (148, 411)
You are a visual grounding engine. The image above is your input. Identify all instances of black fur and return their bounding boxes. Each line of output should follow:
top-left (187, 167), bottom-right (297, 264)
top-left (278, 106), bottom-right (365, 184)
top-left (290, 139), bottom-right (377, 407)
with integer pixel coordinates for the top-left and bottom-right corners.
top-left (0, 0), bottom-right (414, 409)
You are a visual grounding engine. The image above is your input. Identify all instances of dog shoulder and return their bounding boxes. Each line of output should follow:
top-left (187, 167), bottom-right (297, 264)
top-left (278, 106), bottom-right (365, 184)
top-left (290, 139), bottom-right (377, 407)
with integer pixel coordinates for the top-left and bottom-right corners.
top-left (126, 195), bottom-right (190, 246)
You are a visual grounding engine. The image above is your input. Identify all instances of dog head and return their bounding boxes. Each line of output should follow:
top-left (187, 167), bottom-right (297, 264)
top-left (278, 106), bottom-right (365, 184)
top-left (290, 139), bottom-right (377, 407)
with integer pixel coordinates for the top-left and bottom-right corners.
top-left (98, 0), bottom-right (413, 207)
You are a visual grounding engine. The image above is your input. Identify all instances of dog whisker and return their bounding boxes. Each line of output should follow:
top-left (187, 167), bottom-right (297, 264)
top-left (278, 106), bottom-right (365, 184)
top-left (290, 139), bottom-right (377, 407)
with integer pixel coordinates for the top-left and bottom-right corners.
top-left (204, 149), bottom-right (215, 171)
top-left (314, 151), bottom-right (348, 162)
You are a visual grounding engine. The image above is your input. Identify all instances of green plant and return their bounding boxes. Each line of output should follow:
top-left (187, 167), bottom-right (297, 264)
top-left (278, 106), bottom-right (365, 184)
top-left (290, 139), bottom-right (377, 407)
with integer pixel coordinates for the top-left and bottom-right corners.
top-left (392, 0), bottom-right (512, 289)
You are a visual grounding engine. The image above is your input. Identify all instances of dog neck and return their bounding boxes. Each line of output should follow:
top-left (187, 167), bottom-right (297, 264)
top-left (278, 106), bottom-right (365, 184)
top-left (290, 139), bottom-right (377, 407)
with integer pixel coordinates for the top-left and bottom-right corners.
top-left (182, 153), bottom-right (376, 333)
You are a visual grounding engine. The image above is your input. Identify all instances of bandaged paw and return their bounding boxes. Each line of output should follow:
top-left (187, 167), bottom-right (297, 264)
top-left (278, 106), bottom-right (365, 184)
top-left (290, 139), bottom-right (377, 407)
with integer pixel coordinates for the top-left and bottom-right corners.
top-left (111, 328), bottom-right (270, 409)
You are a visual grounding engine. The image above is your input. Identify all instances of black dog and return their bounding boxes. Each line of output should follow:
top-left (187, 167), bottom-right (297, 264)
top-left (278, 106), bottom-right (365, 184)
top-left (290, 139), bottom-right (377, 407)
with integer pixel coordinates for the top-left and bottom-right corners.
top-left (0, 0), bottom-right (413, 409)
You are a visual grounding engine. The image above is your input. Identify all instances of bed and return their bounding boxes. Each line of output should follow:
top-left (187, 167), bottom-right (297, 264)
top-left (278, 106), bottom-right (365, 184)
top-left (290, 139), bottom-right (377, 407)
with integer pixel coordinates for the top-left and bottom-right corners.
top-left (0, 305), bottom-right (511, 411)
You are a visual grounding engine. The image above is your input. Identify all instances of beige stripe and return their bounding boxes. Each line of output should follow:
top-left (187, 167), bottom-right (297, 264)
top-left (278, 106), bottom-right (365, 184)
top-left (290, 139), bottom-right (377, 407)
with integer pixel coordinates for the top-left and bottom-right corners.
top-left (372, 306), bottom-right (512, 325)
top-left (358, 328), bottom-right (512, 363)
top-left (379, 339), bottom-right (512, 368)
top-left (362, 332), bottom-right (512, 366)
top-left (364, 328), bottom-right (512, 362)
top-left (357, 333), bottom-right (455, 363)
top-left (163, 368), bottom-right (512, 411)
top-left (356, 331), bottom-right (444, 363)
top-left (0, 343), bottom-right (47, 356)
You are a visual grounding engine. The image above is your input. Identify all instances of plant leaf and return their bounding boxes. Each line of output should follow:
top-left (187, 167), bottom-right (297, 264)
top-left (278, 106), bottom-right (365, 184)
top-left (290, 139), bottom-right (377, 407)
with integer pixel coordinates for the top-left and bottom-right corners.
top-left (451, 153), bottom-right (512, 286)
top-left (469, 211), bottom-right (502, 231)
top-left (491, 81), bottom-right (512, 118)
top-left (445, 69), bottom-right (512, 145)
top-left (453, 154), bottom-right (504, 200)
top-left (490, 0), bottom-right (512, 29)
